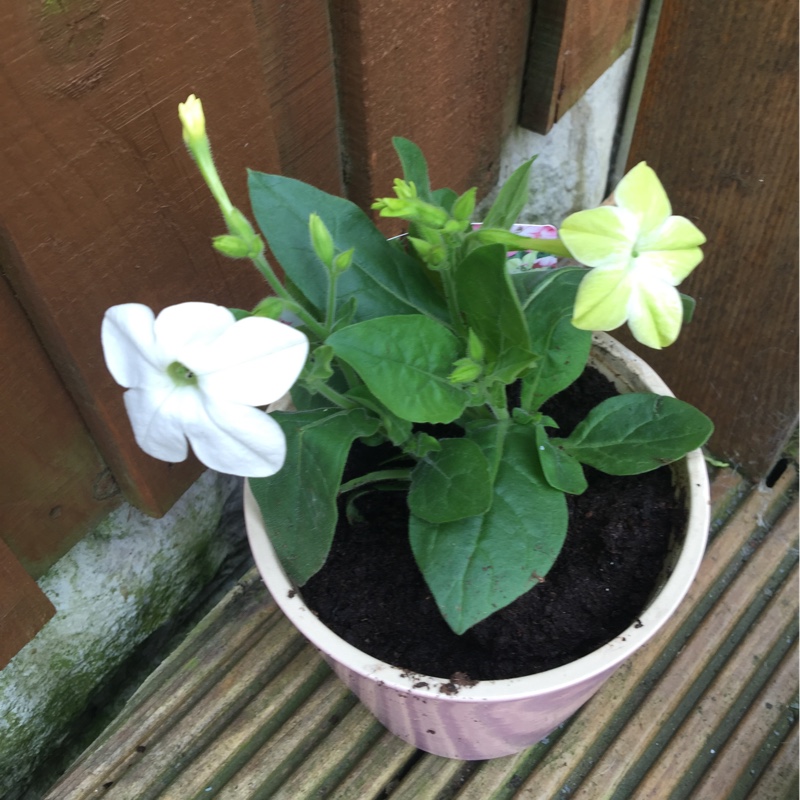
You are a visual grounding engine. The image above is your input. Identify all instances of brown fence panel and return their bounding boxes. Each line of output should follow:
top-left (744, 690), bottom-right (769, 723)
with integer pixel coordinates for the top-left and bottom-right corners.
top-left (329, 0), bottom-right (533, 230)
top-left (520, 0), bottom-right (642, 134)
top-left (624, 0), bottom-right (798, 479)
top-left (0, 0), bottom-right (342, 516)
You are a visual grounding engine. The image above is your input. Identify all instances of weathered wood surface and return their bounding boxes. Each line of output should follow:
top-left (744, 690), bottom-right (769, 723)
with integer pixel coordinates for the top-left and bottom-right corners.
top-left (0, 536), bottom-right (55, 670)
top-left (46, 466), bottom-right (799, 798)
top-left (329, 0), bottom-right (533, 234)
top-left (0, 0), bottom-right (341, 516)
top-left (520, 0), bottom-right (643, 133)
top-left (623, 0), bottom-right (799, 480)
top-left (0, 272), bottom-right (119, 578)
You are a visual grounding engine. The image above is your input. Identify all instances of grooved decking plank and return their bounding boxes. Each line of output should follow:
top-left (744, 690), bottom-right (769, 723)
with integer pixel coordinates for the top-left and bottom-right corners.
top-left (48, 581), bottom-right (282, 799)
top-left (326, 731), bottom-right (417, 800)
top-left (512, 469), bottom-right (796, 798)
top-left (634, 565), bottom-right (798, 798)
top-left (690, 642), bottom-right (799, 800)
top-left (216, 674), bottom-right (358, 798)
top-left (97, 615), bottom-right (307, 799)
top-left (270, 704), bottom-right (388, 799)
top-left (385, 754), bottom-right (474, 800)
top-left (158, 646), bottom-right (331, 798)
top-left (749, 724), bottom-right (799, 800)
top-left (570, 500), bottom-right (799, 799)
top-left (453, 745), bottom-right (552, 799)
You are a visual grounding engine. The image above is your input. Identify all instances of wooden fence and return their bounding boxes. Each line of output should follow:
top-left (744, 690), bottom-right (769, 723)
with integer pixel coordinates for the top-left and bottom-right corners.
top-left (1, 0), bottom-right (796, 666)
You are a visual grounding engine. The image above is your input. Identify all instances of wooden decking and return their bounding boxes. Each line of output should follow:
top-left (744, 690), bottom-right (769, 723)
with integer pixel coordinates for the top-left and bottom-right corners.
top-left (46, 466), bottom-right (799, 799)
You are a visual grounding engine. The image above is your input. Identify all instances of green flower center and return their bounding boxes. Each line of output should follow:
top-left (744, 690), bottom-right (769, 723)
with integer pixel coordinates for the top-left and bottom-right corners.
top-left (167, 361), bottom-right (199, 387)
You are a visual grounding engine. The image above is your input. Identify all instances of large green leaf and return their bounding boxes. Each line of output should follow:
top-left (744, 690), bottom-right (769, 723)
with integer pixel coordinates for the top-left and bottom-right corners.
top-left (410, 420), bottom-right (568, 634)
top-left (328, 315), bottom-right (468, 424)
top-left (553, 393), bottom-right (714, 475)
top-left (247, 171), bottom-right (447, 323)
top-left (249, 408), bottom-right (380, 585)
top-left (408, 438), bottom-right (493, 523)
top-left (454, 244), bottom-right (536, 384)
top-left (518, 268), bottom-right (592, 410)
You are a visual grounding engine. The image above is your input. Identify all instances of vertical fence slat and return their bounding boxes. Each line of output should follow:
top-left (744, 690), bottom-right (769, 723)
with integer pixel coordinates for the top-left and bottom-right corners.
top-left (623, 0), bottom-right (798, 478)
top-left (0, 0), bottom-right (340, 515)
top-left (329, 0), bottom-right (532, 228)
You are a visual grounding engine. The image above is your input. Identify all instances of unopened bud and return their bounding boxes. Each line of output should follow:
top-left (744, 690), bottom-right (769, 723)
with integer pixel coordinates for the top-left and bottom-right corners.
top-left (213, 235), bottom-right (253, 259)
top-left (252, 297), bottom-right (286, 319)
top-left (448, 358), bottom-right (482, 384)
top-left (467, 329), bottom-right (485, 362)
top-left (178, 94), bottom-right (206, 147)
top-left (309, 213), bottom-right (335, 268)
top-left (452, 187), bottom-right (477, 221)
top-left (333, 247), bottom-right (354, 275)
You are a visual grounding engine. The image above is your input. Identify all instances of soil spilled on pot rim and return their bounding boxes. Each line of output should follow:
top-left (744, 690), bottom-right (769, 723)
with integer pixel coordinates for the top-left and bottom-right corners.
top-left (302, 368), bottom-right (685, 681)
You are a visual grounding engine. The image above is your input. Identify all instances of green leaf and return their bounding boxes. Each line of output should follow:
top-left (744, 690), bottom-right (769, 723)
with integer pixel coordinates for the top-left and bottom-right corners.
top-left (432, 187), bottom-right (458, 213)
top-left (248, 171), bottom-right (447, 324)
top-left (328, 315), bottom-right (468, 423)
top-left (680, 292), bottom-right (696, 324)
top-left (249, 408), bottom-right (380, 585)
top-left (392, 137), bottom-right (434, 203)
top-left (481, 158), bottom-right (535, 230)
top-left (534, 425), bottom-right (588, 494)
top-left (408, 438), bottom-right (493, 523)
top-left (454, 244), bottom-right (536, 383)
top-left (553, 393), bottom-right (714, 475)
top-left (410, 421), bottom-right (568, 634)
top-left (519, 268), bottom-right (592, 410)
top-left (345, 383), bottom-right (413, 446)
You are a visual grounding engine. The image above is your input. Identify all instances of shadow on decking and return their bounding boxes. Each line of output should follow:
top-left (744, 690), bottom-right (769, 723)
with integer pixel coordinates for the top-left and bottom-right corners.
top-left (45, 466), bottom-right (799, 799)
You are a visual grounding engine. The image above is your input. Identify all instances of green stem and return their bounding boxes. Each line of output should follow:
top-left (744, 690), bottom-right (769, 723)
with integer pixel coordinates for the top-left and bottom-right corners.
top-left (314, 382), bottom-right (358, 409)
top-left (325, 269), bottom-right (339, 333)
top-left (249, 251), bottom-right (328, 339)
top-left (339, 468), bottom-right (412, 495)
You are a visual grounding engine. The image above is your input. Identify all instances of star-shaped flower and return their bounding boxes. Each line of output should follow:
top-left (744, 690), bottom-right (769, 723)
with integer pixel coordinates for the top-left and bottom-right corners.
top-left (560, 162), bottom-right (706, 348)
top-left (102, 302), bottom-right (308, 476)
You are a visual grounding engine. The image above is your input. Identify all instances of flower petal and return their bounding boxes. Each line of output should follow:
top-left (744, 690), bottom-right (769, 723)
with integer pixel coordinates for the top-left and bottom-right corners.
top-left (572, 267), bottom-right (632, 332)
top-left (122, 384), bottom-right (196, 463)
top-left (614, 162), bottom-right (671, 235)
top-left (102, 304), bottom-right (169, 389)
top-left (634, 248), bottom-right (704, 285)
top-left (638, 214), bottom-right (707, 251)
top-left (196, 317), bottom-right (309, 406)
top-left (627, 280), bottom-right (683, 349)
top-left (184, 400), bottom-right (288, 477)
top-left (559, 206), bottom-right (638, 268)
top-left (153, 302), bottom-right (237, 362)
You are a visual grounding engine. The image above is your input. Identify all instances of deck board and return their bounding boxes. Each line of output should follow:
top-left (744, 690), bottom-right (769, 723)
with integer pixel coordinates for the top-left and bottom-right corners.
top-left (45, 467), bottom-right (799, 799)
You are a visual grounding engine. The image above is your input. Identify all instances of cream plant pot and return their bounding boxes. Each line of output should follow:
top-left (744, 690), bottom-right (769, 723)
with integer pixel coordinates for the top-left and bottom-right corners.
top-left (244, 332), bottom-right (710, 761)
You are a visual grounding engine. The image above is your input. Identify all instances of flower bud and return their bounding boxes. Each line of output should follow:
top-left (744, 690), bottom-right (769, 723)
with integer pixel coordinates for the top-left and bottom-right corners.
top-left (332, 248), bottom-right (354, 275)
top-left (452, 187), bottom-right (477, 221)
top-left (448, 358), bottom-right (482, 384)
top-left (252, 297), bottom-right (286, 319)
top-left (178, 94), bottom-right (206, 147)
top-left (467, 329), bottom-right (485, 362)
top-left (213, 235), bottom-right (253, 259)
top-left (309, 213), bottom-right (335, 269)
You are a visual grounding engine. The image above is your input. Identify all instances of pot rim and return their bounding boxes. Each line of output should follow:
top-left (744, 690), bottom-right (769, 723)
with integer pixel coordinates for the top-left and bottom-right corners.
top-left (244, 332), bottom-right (710, 702)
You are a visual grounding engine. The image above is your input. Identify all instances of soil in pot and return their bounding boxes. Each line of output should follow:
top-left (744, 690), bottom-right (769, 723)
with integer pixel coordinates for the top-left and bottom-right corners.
top-left (302, 368), bottom-right (685, 681)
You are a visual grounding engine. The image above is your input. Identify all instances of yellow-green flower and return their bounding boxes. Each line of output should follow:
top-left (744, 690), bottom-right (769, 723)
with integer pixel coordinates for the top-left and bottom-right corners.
top-left (560, 162), bottom-right (706, 348)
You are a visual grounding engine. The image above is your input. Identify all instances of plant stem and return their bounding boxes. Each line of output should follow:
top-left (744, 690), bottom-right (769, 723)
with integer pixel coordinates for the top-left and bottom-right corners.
top-left (339, 468), bottom-right (412, 495)
top-left (315, 383), bottom-right (358, 409)
top-left (249, 250), bottom-right (328, 339)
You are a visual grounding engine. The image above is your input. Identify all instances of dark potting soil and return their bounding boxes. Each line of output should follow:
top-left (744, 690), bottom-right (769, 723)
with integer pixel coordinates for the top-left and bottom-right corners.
top-left (302, 368), bottom-right (685, 681)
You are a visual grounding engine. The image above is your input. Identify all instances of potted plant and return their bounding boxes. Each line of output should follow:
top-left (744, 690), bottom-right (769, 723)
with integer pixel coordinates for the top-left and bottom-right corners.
top-left (101, 95), bottom-right (713, 760)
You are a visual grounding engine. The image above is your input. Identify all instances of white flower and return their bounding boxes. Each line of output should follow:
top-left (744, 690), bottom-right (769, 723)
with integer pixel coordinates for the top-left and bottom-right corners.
top-left (560, 162), bottom-right (706, 348)
top-left (101, 302), bottom-right (308, 477)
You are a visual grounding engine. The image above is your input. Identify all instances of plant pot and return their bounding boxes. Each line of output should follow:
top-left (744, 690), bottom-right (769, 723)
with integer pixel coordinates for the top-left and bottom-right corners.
top-left (243, 332), bottom-right (710, 760)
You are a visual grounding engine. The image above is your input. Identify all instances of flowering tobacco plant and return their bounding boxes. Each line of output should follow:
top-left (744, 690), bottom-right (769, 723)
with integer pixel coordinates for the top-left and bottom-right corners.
top-left (103, 95), bottom-right (713, 635)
